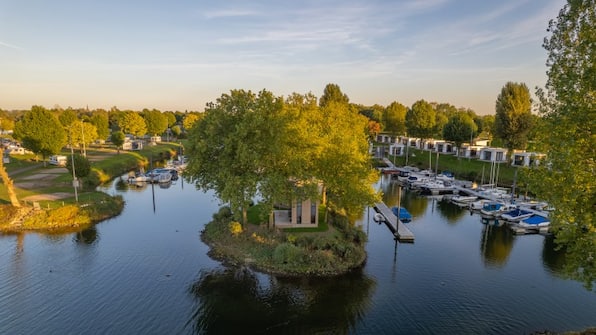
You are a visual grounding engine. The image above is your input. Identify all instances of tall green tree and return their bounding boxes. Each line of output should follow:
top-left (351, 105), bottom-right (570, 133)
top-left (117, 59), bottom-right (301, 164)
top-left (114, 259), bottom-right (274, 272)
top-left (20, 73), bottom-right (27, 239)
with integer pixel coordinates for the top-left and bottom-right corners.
top-left (405, 100), bottom-right (436, 139)
top-left (142, 109), bottom-right (168, 136)
top-left (164, 111), bottom-right (177, 127)
top-left (13, 106), bottom-right (67, 162)
top-left (110, 131), bottom-right (125, 153)
top-left (186, 89), bottom-right (280, 225)
top-left (442, 112), bottom-right (478, 151)
top-left (58, 108), bottom-right (77, 127)
top-left (119, 111), bottom-right (147, 138)
top-left (384, 101), bottom-right (407, 136)
top-left (89, 111), bottom-right (109, 141)
top-left (523, 0), bottom-right (595, 290)
top-left (183, 112), bottom-right (202, 131)
top-left (66, 120), bottom-right (98, 152)
top-left (316, 101), bottom-right (379, 218)
top-left (494, 82), bottom-right (534, 155)
top-left (319, 83), bottom-right (349, 108)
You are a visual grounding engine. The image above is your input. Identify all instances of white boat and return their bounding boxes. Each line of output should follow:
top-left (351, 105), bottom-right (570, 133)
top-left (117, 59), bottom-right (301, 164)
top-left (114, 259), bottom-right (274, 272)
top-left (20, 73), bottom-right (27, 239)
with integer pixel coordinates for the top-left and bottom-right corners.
top-left (450, 195), bottom-right (478, 207)
top-left (418, 180), bottom-right (455, 195)
top-left (373, 213), bottom-right (385, 223)
top-left (499, 208), bottom-right (534, 222)
top-left (146, 168), bottom-right (173, 183)
top-left (479, 202), bottom-right (516, 217)
top-left (469, 199), bottom-right (492, 210)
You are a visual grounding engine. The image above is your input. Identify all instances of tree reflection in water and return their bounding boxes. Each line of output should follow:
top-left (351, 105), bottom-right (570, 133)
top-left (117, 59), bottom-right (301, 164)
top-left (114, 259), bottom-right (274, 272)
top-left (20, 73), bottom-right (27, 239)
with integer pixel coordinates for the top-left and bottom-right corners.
top-left (435, 199), bottom-right (466, 224)
top-left (480, 223), bottom-right (515, 268)
top-left (185, 266), bottom-right (376, 334)
top-left (542, 234), bottom-right (595, 291)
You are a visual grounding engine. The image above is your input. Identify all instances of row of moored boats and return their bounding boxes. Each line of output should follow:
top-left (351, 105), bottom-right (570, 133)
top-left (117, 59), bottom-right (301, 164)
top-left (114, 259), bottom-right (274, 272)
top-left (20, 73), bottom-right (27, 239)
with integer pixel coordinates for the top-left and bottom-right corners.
top-left (382, 164), bottom-right (552, 234)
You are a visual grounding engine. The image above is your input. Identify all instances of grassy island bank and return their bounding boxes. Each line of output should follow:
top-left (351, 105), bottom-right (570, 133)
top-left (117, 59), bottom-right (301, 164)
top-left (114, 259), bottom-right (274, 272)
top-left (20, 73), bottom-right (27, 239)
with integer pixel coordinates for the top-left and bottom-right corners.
top-left (201, 206), bottom-right (368, 277)
top-left (0, 143), bottom-right (182, 233)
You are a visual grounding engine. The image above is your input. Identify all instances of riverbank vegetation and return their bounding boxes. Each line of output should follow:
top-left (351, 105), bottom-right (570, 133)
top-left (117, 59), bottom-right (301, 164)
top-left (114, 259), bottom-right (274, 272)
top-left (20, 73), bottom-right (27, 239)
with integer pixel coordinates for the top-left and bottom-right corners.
top-left (0, 143), bottom-right (181, 232)
top-left (201, 206), bottom-right (367, 277)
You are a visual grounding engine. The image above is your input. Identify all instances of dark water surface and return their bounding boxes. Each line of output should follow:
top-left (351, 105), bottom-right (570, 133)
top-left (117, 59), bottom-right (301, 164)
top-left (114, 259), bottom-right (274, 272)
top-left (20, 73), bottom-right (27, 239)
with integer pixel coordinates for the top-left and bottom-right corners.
top-left (1, 175), bottom-right (594, 334)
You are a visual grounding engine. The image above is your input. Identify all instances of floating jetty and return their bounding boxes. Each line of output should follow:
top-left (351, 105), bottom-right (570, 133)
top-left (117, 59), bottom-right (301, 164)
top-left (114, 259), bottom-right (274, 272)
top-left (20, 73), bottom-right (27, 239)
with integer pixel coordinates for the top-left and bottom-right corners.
top-left (373, 202), bottom-right (415, 242)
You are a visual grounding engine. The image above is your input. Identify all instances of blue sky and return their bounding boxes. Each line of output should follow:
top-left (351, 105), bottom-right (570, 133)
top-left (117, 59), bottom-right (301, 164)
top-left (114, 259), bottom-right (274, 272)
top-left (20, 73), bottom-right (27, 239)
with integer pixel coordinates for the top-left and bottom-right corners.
top-left (0, 0), bottom-right (565, 114)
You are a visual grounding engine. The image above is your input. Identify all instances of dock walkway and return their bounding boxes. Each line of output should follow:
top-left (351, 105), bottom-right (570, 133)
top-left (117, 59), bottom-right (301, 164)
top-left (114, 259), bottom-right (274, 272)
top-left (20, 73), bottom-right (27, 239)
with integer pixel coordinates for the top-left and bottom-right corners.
top-left (373, 202), bottom-right (415, 242)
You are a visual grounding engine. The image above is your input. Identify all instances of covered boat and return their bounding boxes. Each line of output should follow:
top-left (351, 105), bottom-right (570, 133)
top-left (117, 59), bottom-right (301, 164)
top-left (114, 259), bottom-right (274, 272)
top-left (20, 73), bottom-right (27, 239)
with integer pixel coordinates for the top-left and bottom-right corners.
top-left (391, 206), bottom-right (412, 223)
top-left (500, 208), bottom-right (533, 222)
top-left (518, 215), bottom-right (550, 228)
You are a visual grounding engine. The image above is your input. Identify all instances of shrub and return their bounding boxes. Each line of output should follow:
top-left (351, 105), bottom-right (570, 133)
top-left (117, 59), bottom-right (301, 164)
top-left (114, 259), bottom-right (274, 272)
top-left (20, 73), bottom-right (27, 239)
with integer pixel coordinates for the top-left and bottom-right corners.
top-left (229, 221), bottom-right (242, 236)
top-left (272, 242), bottom-right (303, 265)
top-left (66, 154), bottom-right (91, 178)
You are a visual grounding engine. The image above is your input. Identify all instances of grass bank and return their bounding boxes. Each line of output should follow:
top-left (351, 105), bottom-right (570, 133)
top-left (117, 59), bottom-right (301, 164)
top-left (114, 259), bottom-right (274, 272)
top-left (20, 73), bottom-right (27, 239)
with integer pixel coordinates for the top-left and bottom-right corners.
top-left (375, 147), bottom-right (520, 187)
top-left (0, 143), bottom-right (182, 231)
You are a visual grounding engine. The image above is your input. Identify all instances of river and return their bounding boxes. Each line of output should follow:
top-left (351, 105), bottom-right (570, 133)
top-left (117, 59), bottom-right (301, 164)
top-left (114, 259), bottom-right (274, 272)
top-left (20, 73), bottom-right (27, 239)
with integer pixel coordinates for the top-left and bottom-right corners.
top-left (1, 175), bottom-right (594, 334)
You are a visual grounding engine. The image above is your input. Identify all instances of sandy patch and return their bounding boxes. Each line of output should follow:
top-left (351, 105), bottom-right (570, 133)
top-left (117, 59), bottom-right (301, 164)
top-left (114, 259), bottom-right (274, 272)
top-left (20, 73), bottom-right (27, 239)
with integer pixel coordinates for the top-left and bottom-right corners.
top-left (22, 193), bottom-right (73, 201)
top-left (21, 172), bottom-right (62, 180)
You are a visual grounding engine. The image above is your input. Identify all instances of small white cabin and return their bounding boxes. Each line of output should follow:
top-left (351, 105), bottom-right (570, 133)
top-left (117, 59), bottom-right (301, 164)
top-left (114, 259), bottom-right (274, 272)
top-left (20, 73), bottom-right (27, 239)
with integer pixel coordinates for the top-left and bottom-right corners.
top-left (512, 151), bottom-right (545, 167)
top-left (479, 147), bottom-right (508, 163)
top-left (49, 155), bottom-right (68, 167)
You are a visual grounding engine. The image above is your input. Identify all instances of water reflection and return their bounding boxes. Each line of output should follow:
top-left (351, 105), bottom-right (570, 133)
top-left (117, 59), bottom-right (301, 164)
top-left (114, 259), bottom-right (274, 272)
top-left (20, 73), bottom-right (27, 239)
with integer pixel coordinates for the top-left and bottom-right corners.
top-left (73, 227), bottom-right (99, 245)
top-left (380, 180), bottom-right (428, 217)
top-left (186, 267), bottom-right (376, 334)
top-left (480, 223), bottom-right (515, 268)
top-left (542, 234), bottom-right (567, 278)
top-left (435, 199), bottom-right (466, 224)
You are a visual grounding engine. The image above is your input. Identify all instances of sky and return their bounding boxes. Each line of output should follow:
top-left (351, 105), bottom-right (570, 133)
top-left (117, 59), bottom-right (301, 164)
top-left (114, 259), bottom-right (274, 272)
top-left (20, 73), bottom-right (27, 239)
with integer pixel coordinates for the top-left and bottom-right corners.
top-left (0, 0), bottom-right (566, 115)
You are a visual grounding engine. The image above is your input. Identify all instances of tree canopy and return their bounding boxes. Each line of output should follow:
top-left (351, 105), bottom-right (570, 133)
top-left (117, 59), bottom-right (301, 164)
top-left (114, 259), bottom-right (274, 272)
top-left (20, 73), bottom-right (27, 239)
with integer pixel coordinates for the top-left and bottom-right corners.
top-left (442, 112), bottom-right (478, 150)
top-left (119, 111), bottom-right (147, 138)
top-left (13, 106), bottom-right (67, 160)
top-left (185, 88), bottom-right (379, 225)
top-left (523, 0), bottom-right (595, 290)
top-left (142, 108), bottom-right (168, 136)
top-left (383, 101), bottom-right (407, 136)
top-left (406, 100), bottom-right (436, 139)
top-left (319, 83), bottom-right (349, 108)
top-left (494, 82), bottom-right (533, 154)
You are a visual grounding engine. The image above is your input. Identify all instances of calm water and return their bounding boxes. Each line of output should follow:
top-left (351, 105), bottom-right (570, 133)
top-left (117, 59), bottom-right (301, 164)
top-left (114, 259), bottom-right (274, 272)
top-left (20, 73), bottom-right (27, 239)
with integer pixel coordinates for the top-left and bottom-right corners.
top-left (1, 175), bottom-right (594, 334)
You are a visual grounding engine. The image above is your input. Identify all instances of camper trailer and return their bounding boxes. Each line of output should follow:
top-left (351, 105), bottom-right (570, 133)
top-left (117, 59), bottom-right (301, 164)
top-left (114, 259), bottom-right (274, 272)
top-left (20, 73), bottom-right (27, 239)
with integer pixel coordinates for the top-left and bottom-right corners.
top-left (49, 155), bottom-right (68, 167)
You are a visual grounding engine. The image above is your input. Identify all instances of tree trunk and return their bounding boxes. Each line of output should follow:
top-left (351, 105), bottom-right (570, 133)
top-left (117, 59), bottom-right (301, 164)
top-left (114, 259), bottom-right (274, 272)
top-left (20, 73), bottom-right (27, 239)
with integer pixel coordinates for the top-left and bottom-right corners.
top-left (242, 207), bottom-right (248, 226)
top-left (0, 148), bottom-right (21, 207)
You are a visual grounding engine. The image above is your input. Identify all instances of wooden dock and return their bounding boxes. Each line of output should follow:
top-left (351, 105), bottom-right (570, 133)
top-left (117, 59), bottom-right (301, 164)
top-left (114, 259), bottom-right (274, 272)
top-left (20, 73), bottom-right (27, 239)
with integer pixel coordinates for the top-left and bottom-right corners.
top-left (373, 202), bottom-right (415, 242)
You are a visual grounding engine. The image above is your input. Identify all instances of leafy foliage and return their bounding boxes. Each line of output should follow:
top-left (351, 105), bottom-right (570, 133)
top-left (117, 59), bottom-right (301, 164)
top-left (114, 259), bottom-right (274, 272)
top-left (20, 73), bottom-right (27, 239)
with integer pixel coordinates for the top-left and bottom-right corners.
top-left (142, 108), bottom-right (168, 136)
top-left (494, 82), bottom-right (533, 153)
top-left (442, 112), bottom-right (478, 149)
top-left (66, 153), bottom-right (91, 178)
top-left (13, 106), bottom-right (67, 160)
top-left (384, 101), bottom-right (407, 136)
top-left (523, 0), bottom-right (595, 290)
top-left (319, 83), bottom-right (349, 107)
top-left (110, 131), bottom-right (125, 152)
top-left (119, 111), bottom-right (147, 137)
top-left (406, 100), bottom-right (436, 139)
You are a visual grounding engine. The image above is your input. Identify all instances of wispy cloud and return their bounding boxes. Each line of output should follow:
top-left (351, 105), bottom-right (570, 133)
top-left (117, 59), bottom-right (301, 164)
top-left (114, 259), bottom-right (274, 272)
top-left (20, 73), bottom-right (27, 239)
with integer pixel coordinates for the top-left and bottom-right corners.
top-left (203, 9), bottom-right (259, 19)
top-left (0, 40), bottom-right (23, 50)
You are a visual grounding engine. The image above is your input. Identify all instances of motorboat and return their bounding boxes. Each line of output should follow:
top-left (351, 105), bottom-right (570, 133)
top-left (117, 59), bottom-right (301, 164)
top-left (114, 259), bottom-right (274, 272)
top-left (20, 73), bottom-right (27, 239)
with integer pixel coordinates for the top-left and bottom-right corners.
top-left (480, 202), bottom-right (515, 218)
top-left (391, 206), bottom-right (412, 223)
top-left (518, 215), bottom-right (550, 228)
top-left (418, 180), bottom-right (455, 195)
top-left (450, 195), bottom-right (478, 207)
top-left (373, 213), bottom-right (385, 223)
top-left (500, 208), bottom-right (533, 222)
top-left (469, 199), bottom-right (492, 210)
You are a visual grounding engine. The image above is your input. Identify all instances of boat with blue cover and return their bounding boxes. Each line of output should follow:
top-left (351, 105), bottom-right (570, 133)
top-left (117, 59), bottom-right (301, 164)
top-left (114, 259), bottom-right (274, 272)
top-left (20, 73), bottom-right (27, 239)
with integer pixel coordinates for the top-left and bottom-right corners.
top-left (499, 208), bottom-right (533, 222)
top-left (391, 206), bottom-right (412, 223)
